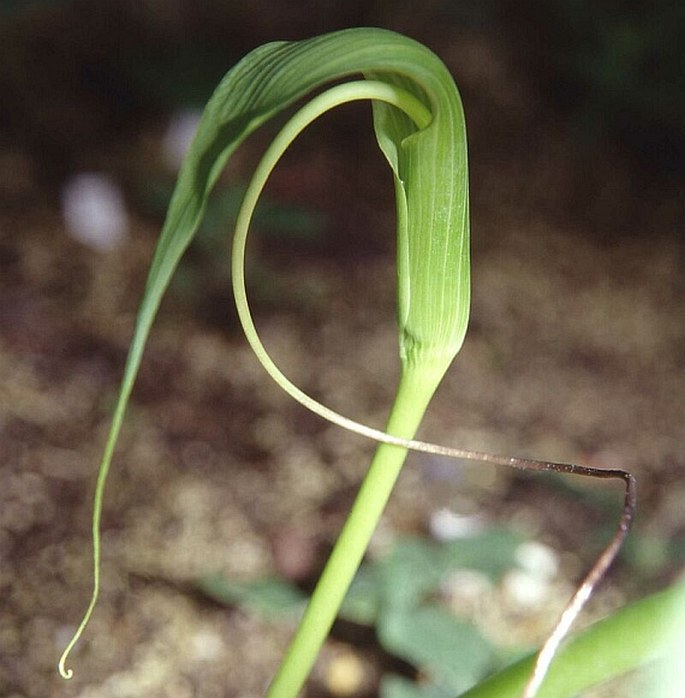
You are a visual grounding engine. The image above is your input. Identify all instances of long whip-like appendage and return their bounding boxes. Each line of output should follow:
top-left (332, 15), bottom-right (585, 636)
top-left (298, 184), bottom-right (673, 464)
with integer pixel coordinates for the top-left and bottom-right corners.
top-left (230, 81), bottom-right (637, 698)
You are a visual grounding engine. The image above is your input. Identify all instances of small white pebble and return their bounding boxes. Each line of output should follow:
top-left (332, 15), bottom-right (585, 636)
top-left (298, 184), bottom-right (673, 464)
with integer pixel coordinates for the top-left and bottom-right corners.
top-left (62, 172), bottom-right (129, 251)
top-left (325, 649), bottom-right (366, 696)
top-left (514, 541), bottom-right (559, 581)
top-left (189, 625), bottom-right (224, 662)
top-left (163, 109), bottom-right (202, 169)
top-left (502, 568), bottom-right (549, 609)
top-left (429, 507), bottom-right (484, 541)
top-left (443, 568), bottom-right (493, 605)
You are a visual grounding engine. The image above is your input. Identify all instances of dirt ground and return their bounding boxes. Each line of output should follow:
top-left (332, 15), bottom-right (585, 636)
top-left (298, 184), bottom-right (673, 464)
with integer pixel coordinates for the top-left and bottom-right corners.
top-left (1, 13), bottom-right (684, 698)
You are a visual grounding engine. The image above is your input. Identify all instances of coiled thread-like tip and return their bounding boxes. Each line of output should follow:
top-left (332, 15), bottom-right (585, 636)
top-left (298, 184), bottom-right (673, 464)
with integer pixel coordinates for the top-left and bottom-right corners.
top-left (58, 656), bottom-right (74, 680)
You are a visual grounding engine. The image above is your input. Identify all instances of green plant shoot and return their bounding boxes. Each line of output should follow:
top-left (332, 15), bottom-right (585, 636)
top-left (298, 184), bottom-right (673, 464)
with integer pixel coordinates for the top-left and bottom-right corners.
top-left (58, 27), bottom-right (469, 692)
top-left (59, 27), bottom-right (640, 698)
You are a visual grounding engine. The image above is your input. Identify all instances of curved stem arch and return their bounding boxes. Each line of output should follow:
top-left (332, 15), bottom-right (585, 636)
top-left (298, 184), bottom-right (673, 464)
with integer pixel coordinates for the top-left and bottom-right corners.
top-left (230, 80), bottom-right (636, 698)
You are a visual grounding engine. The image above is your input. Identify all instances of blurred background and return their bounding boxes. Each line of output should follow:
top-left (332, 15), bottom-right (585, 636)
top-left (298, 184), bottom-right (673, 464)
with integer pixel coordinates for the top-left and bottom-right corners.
top-left (1, 2), bottom-right (683, 697)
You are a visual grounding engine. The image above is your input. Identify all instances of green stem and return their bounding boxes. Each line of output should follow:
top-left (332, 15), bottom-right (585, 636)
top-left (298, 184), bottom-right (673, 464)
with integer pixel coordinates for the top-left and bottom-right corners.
top-left (266, 363), bottom-right (442, 697)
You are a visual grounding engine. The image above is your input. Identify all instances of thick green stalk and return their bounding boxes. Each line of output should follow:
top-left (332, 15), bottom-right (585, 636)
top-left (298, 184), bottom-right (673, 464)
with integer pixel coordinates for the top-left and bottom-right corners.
top-left (266, 363), bottom-right (443, 697)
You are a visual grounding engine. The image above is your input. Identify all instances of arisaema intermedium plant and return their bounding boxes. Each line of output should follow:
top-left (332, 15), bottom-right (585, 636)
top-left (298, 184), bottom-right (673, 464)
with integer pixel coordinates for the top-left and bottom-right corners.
top-left (58, 27), bottom-right (647, 698)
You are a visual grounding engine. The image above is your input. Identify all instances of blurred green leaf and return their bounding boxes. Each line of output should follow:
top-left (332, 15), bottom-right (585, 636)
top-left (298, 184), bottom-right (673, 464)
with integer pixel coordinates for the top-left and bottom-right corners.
top-left (344, 529), bottom-right (524, 622)
top-left (200, 187), bottom-right (327, 242)
top-left (197, 574), bottom-right (306, 616)
top-left (459, 581), bottom-right (685, 698)
top-left (140, 180), bottom-right (326, 242)
top-left (378, 538), bottom-right (449, 609)
top-left (197, 529), bottom-right (523, 693)
top-left (339, 561), bottom-right (383, 624)
top-left (381, 674), bottom-right (452, 698)
top-left (442, 529), bottom-right (524, 580)
top-left (378, 605), bottom-right (493, 693)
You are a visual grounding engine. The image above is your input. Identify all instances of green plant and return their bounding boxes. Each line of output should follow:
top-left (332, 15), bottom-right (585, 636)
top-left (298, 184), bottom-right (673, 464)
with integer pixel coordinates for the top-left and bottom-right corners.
top-left (58, 27), bottom-right (665, 697)
top-left (459, 579), bottom-right (685, 698)
top-left (199, 536), bottom-right (685, 697)
top-left (199, 528), bottom-right (525, 696)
